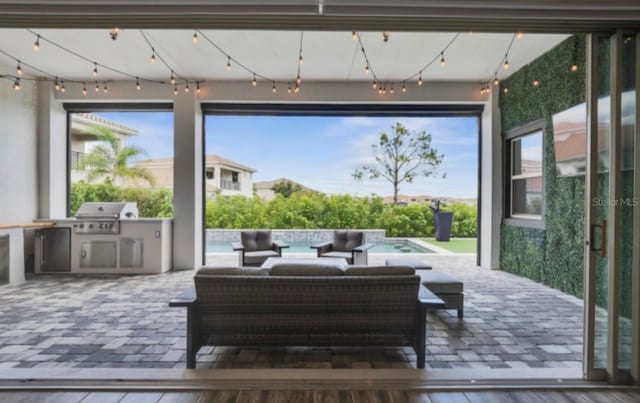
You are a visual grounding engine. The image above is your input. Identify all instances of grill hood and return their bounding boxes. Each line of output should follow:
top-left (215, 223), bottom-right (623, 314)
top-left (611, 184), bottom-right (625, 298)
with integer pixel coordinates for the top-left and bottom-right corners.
top-left (75, 202), bottom-right (139, 220)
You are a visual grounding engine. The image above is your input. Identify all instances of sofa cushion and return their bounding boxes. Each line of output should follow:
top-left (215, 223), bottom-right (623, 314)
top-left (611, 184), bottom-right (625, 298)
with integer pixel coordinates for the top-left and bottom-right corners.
top-left (332, 230), bottom-right (363, 252)
top-left (385, 258), bottom-right (432, 271)
top-left (421, 271), bottom-right (463, 294)
top-left (320, 251), bottom-right (352, 260)
top-left (270, 264), bottom-right (344, 276)
top-left (244, 250), bottom-right (279, 264)
top-left (196, 266), bottom-right (269, 276)
top-left (241, 230), bottom-right (273, 252)
top-left (345, 265), bottom-right (415, 276)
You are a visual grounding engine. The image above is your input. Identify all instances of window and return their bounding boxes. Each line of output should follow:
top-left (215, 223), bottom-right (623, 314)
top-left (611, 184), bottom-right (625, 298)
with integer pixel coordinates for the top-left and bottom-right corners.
top-left (231, 172), bottom-right (239, 183)
top-left (505, 123), bottom-right (544, 226)
top-left (206, 170), bottom-right (214, 180)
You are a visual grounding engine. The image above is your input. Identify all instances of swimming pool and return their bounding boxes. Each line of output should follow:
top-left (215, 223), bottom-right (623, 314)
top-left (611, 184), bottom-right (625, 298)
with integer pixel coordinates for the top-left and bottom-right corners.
top-left (206, 239), bottom-right (432, 254)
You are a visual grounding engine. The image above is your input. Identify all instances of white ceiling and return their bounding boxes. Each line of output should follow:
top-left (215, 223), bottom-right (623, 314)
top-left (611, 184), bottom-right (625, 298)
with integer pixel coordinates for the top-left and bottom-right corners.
top-left (0, 29), bottom-right (568, 85)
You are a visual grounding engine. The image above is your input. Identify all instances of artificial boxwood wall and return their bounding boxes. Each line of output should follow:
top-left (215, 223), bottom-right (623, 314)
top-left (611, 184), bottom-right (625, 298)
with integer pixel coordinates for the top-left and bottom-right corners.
top-left (499, 35), bottom-right (587, 299)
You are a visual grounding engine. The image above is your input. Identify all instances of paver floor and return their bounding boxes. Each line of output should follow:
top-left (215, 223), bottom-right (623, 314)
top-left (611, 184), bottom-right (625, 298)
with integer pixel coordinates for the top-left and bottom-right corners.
top-left (0, 255), bottom-right (584, 370)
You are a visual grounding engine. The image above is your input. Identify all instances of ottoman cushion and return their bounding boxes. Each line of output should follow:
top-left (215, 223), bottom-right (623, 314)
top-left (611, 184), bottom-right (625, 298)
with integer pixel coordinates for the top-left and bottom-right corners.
top-left (385, 258), bottom-right (432, 271)
top-left (420, 271), bottom-right (463, 294)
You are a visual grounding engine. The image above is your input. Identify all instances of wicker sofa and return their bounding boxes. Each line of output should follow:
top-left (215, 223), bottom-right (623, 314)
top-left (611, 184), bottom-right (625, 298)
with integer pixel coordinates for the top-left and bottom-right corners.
top-left (170, 264), bottom-right (444, 369)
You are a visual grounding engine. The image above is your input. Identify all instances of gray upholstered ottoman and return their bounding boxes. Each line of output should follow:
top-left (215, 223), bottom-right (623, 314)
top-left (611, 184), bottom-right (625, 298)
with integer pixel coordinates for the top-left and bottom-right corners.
top-left (385, 258), bottom-right (432, 271)
top-left (420, 271), bottom-right (464, 319)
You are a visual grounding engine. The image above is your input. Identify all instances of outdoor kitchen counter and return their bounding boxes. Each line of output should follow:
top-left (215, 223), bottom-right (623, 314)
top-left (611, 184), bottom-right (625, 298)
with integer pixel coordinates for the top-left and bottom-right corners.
top-left (0, 222), bottom-right (55, 286)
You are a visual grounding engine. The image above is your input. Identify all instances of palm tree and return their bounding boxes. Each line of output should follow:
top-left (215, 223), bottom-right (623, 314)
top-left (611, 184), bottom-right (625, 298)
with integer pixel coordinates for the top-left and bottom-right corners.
top-left (78, 126), bottom-right (155, 185)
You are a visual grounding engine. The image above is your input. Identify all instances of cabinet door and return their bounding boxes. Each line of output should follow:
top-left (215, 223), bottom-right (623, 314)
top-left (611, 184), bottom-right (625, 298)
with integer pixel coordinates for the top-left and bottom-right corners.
top-left (40, 228), bottom-right (71, 272)
top-left (80, 241), bottom-right (117, 268)
top-left (120, 238), bottom-right (144, 268)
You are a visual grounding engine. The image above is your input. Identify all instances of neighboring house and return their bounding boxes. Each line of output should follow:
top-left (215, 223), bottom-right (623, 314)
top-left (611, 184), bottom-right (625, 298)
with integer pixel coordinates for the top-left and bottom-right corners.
top-left (70, 113), bottom-right (138, 185)
top-left (131, 155), bottom-right (255, 198)
top-left (254, 178), bottom-right (316, 201)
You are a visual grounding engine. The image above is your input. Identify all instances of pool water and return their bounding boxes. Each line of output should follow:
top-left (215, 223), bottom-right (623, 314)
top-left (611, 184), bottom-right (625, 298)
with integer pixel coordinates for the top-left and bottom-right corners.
top-left (206, 239), bottom-right (431, 253)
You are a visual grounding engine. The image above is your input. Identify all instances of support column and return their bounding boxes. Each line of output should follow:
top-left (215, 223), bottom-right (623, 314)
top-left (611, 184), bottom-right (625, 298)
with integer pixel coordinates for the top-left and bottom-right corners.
top-left (173, 92), bottom-right (203, 270)
top-left (37, 82), bottom-right (67, 219)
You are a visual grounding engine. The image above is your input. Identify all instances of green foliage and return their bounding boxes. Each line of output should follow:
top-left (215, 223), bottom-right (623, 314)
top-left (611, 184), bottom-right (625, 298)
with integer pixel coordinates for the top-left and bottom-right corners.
top-left (70, 182), bottom-right (173, 218)
top-left (271, 180), bottom-right (304, 198)
top-left (499, 35), bottom-right (591, 302)
top-left (205, 192), bottom-right (476, 238)
top-left (353, 122), bottom-right (445, 204)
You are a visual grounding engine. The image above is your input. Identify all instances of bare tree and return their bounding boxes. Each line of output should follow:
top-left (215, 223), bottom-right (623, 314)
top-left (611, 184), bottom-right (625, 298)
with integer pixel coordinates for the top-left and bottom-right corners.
top-left (352, 122), bottom-right (444, 204)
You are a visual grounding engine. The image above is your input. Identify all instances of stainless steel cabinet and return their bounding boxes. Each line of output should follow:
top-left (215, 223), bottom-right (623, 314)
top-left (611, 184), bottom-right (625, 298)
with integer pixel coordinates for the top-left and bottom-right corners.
top-left (80, 241), bottom-right (117, 268)
top-left (36, 228), bottom-right (71, 272)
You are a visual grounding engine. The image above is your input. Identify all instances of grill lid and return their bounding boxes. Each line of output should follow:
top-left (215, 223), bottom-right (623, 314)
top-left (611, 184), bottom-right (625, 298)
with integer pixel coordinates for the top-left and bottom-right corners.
top-left (75, 202), bottom-right (139, 220)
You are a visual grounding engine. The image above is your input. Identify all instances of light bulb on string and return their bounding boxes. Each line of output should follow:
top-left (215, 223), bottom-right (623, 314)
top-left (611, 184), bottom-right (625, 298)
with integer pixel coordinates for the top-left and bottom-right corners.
top-left (372, 81), bottom-right (377, 89)
top-left (493, 76), bottom-right (499, 86)
top-left (389, 84), bottom-right (395, 94)
top-left (16, 61), bottom-right (22, 76)
top-left (92, 62), bottom-right (98, 77)
top-left (252, 73), bottom-right (257, 87)
top-left (150, 50), bottom-right (156, 63)
top-left (33, 35), bottom-right (40, 51)
top-left (95, 81), bottom-right (100, 92)
top-left (185, 81), bottom-right (190, 93)
top-left (196, 82), bottom-right (201, 95)
top-left (82, 83), bottom-right (87, 95)
top-left (60, 81), bottom-right (65, 93)
top-left (288, 83), bottom-right (292, 94)
top-left (571, 64), bottom-right (579, 72)
top-left (170, 71), bottom-right (175, 85)
top-left (135, 78), bottom-right (141, 91)
top-left (12, 78), bottom-right (20, 91)
top-left (418, 73), bottom-right (423, 86)
top-left (352, 31), bottom-right (357, 40)
top-left (364, 65), bottom-right (370, 75)
top-left (296, 75), bottom-right (301, 85)
top-left (173, 86), bottom-right (178, 95)
top-left (103, 83), bottom-right (108, 93)
top-left (294, 83), bottom-right (300, 93)
top-left (533, 79), bottom-right (540, 87)
top-left (503, 87), bottom-right (509, 94)
top-left (54, 78), bottom-right (60, 91)
top-left (226, 56), bottom-right (232, 71)
top-left (516, 32), bottom-right (524, 39)
top-left (272, 81), bottom-right (277, 93)
top-left (503, 58), bottom-right (510, 70)
top-left (440, 52), bottom-right (445, 67)
top-left (192, 31), bottom-right (198, 43)
top-left (299, 55), bottom-right (304, 65)
top-left (402, 82), bottom-right (407, 93)
top-left (382, 32), bottom-right (390, 43)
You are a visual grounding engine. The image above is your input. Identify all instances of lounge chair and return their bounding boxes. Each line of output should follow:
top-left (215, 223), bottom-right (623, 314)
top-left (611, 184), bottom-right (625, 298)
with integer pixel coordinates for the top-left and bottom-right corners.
top-left (310, 230), bottom-right (373, 265)
top-left (232, 230), bottom-right (289, 267)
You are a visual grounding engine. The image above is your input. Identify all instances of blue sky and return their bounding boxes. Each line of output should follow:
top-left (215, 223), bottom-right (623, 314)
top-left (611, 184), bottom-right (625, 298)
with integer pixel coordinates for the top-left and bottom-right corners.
top-left (95, 112), bottom-right (478, 198)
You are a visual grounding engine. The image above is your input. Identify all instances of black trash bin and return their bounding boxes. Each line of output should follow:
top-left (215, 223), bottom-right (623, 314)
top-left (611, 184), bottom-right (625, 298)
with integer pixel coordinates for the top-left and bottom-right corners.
top-left (434, 212), bottom-right (454, 242)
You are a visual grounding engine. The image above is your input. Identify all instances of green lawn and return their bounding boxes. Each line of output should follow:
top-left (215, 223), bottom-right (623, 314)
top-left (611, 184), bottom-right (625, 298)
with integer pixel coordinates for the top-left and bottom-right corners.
top-left (421, 238), bottom-right (477, 254)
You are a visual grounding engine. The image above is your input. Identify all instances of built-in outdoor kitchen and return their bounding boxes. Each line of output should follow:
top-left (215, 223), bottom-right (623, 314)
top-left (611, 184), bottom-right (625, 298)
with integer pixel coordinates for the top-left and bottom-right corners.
top-left (35, 202), bottom-right (172, 275)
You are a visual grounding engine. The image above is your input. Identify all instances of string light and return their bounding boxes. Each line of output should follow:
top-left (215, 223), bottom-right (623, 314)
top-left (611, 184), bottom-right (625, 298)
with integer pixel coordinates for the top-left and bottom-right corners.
top-left (103, 82), bottom-right (108, 93)
top-left (109, 28), bottom-right (120, 41)
top-left (252, 73), bottom-right (257, 86)
top-left (184, 81), bottom-right (190, 93)
top-left (533, 79), bottom-right (540, 87)
top-left (150, 49), bottom-right (156, 63)
top-left (192, 31), bottom-right (198, 44)
top-left (196, 82), bottom-right (201, 95)
top-left (288, 83), bottom-right (292, 93)
top-left (16, 61), bottom-right (22, 76)
top-left (54, 78), bottom-right (60, 91)
top-left (170, 71), bottom-right (175, 85)
top-left (33, 35), bottom-right (40, 51)
top-left (95, 81), bottom-right (100, 92)
top-left (92, 62), bottom-right (98, 77)
top-left (389, 84), bottom-right (395, 94)
top-left (372, 81), bottom-right (377, 89)
top-left (135, 77), bottom-right (141, 91)
top-left (352, 31), bottom-right (357, 40)
top-left (503, 58), bottom-right (510, 70)
top-left (418, 73), bottom-right (423, 86)
top-left (226, 56), bottom-right (232, 71)
top-left (516, 32), bottom-right (524, 39)
top-left (173, 86), bottom-right (178, 95)
top-left (493, 76), bottom-right (499, 86)
top-left (402, 82), bottom-right (407, 93)
top-left (82, 83), bottom-right (87, 95)
top-left (60, 81), bottom-right (65, 93)
top-left (440, 52), bottom-right (445, 67)
top-left (382, 32), bottom-right (390, 43)
top-left (503, 87), bottom-right (509, 94)
top-left (296, 75), bottom-right (301, 85)
top-left (272, 81), bottom-right (277, 93)
top-left (294, 83), bottom-right (300, 93)
top-left (298, 54), bottom-right (304, 65)
top-left (571, 64), bottom-right (579, 72)
top-left (365, 65), bottom-right (370, 75)
top-left (12, 78), bottom-right (20, 91)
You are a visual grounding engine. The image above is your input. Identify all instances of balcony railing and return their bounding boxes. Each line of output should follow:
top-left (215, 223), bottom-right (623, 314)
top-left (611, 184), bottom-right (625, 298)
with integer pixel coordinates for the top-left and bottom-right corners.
top-left (71, 151), bottom-right (85, 170)
top-left (221, 180), bottom-right (240, 191)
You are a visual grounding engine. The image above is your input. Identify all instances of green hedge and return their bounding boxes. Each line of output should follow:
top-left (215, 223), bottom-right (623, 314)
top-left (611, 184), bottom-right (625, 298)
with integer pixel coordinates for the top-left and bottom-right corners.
top-left (70, 182), bottom-right (174, 218)
top-left (206, 193), bottom-right (477, 238)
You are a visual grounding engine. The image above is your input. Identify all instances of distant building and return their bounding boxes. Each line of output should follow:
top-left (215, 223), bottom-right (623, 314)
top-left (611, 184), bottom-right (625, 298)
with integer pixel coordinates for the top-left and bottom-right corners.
top-left (70, 113), bottom-right (138, 185)
top-left (254, 178), bottom-right (316, 201)
top-left (382, 194), bottom-right (477, 206)
top-left (132, 154), bottom-right (255, 198)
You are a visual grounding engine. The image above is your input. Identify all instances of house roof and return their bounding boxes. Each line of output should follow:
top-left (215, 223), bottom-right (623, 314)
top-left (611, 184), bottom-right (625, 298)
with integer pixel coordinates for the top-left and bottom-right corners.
top-left (134, 154), bottom-right (255, 173)
top-left (71, 113), bottom-right (138, 136)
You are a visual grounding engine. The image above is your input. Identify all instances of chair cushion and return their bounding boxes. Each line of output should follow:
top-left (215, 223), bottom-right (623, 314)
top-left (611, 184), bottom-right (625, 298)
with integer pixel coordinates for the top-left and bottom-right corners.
top-left (385, 258), bottom-right (432, 271)
top-left (244, 250), bottom-right (279, 264)
top-left (320, 251), bottom-right (353, 260)
top-left (196, 266), bottom-right (269, 276)
top-left (345, 265), bottom-right (415, 276)
top-left (241, 230), bottom-right (273, 252)
top-left (421, 271), bottom-right (464, 294)
top-left (270, 264), bottom-right (344, 276)
top-left (332, 230), bottom-right (363, 252)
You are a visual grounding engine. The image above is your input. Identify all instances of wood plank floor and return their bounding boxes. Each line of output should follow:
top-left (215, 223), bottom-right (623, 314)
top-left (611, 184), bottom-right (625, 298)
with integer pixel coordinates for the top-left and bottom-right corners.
top-left (1, 389), bottom-right (639, 403)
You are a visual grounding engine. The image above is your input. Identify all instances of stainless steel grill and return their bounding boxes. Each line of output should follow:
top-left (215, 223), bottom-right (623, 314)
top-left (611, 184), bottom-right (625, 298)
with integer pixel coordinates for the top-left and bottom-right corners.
top-left (73, 202), bottom-right (138, 234)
